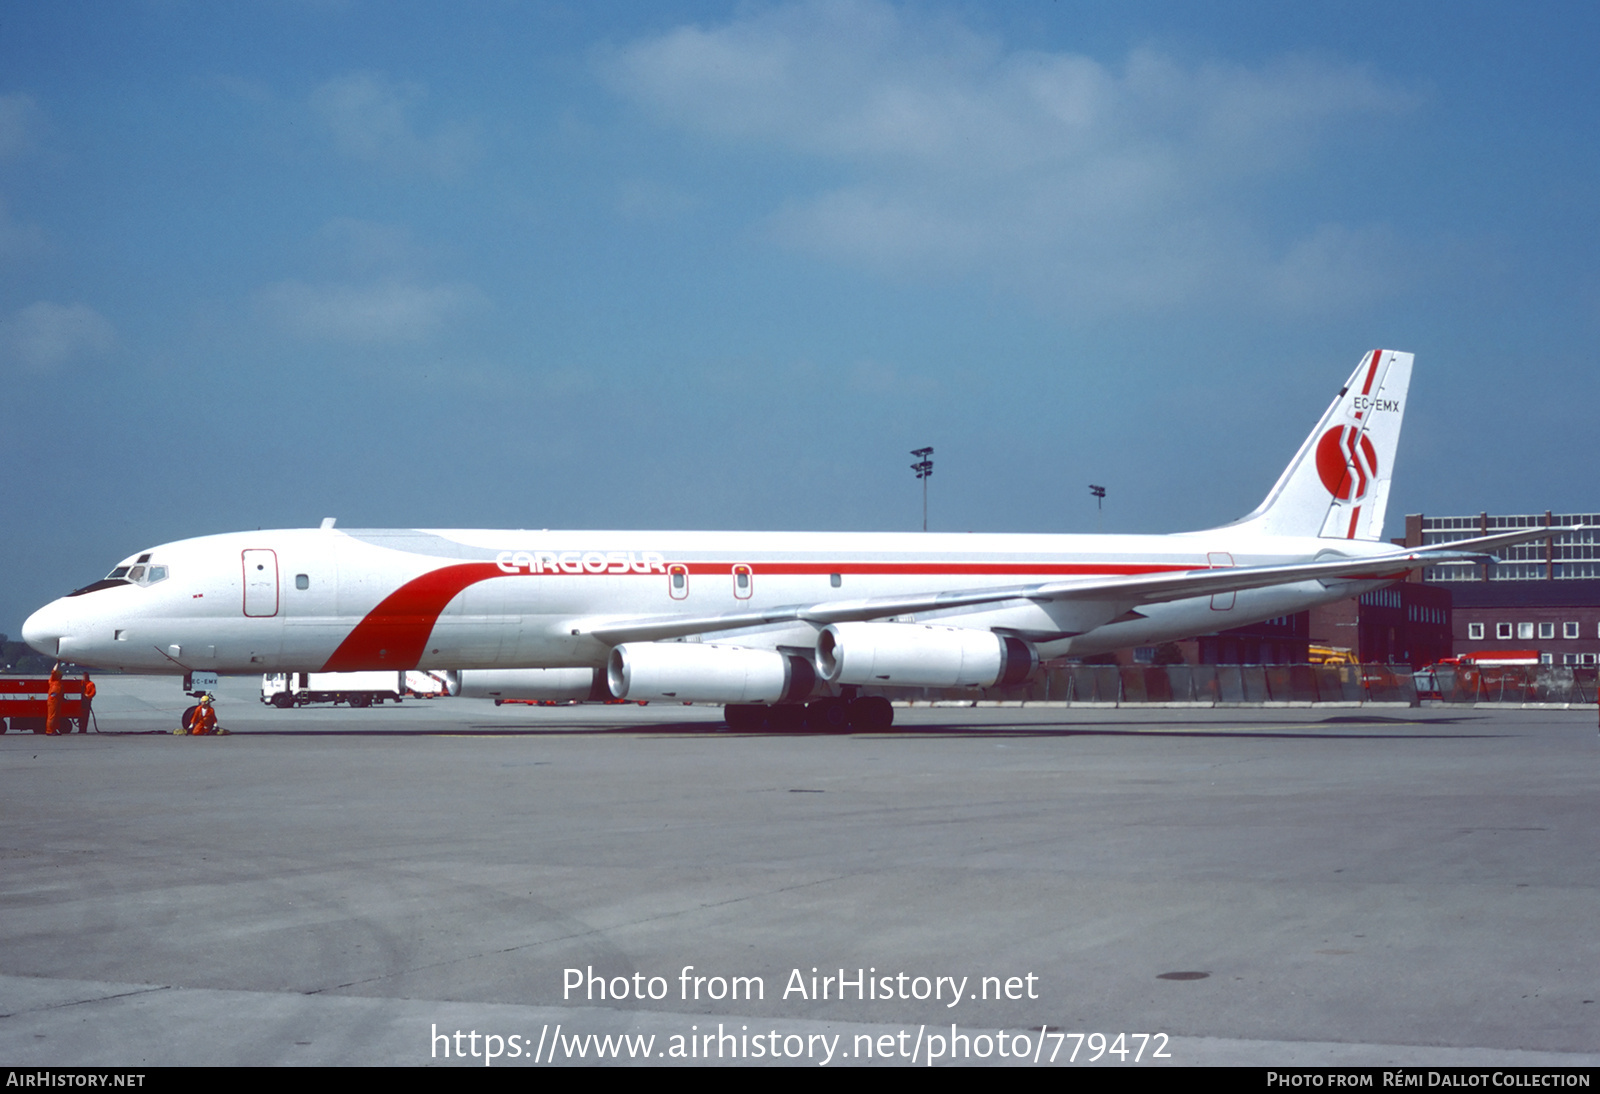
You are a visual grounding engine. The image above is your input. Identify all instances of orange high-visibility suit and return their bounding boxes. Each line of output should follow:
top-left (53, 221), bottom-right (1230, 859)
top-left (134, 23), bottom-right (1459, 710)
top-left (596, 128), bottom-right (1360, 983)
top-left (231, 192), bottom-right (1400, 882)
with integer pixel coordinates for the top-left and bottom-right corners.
top-left (79, 678), bottom-right (95, 733)
top-left (188, 703), bottom-right (218, 735)
top-left (45, 667), bottom-right (64, 736)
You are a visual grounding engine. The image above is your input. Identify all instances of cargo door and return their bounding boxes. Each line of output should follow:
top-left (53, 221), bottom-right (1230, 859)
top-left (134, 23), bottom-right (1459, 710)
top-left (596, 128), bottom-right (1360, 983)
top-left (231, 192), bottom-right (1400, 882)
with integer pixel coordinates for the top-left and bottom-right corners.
top-left (243, 549), bottom-right (280, 617)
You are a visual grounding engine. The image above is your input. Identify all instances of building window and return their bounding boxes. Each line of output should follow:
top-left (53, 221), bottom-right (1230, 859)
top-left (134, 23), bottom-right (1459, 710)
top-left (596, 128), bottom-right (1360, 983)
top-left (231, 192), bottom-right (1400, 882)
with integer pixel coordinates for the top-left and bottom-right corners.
top-left (1540, 652), bottom-right (1554, 664)
top-left (1538, 622), bottom-right (1555, 640)
top-left (1497, 623), bottom-right (1513, 640)
top-left (1517, 622), bottom-right (1535, 640)
top-left (1467, 623), bottom-right (1484, 640)
top-left (1565, 622), bottom-right (1580, 639)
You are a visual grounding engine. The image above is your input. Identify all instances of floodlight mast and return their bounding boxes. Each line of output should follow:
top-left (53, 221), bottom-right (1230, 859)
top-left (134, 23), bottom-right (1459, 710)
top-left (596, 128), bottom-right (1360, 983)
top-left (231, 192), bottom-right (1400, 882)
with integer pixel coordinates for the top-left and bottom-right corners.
top-left (910, 447), bottom-right (934, 532)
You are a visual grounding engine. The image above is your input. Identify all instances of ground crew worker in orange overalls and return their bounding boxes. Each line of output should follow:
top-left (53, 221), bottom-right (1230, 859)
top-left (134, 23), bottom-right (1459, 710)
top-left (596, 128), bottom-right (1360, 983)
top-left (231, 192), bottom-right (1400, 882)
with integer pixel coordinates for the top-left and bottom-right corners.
top-left (185, 695), bottom-right (218, 736)
top-left (44, 665), bottom-right (65, 736)
top-left (79, 676), bottom-right (95, 733)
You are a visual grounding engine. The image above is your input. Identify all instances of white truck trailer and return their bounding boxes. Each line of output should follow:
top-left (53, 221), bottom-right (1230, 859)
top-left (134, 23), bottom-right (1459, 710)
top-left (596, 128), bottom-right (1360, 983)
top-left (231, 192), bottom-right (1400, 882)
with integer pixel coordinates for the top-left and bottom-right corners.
top-left (261, 671), bottom-right (406, 709)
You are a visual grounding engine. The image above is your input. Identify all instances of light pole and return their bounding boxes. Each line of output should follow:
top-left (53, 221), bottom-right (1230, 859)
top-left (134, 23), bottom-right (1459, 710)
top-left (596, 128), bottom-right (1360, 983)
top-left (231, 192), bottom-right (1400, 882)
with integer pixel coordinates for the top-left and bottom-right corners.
top-left (1089, 484), bottom-right (1106, 532)
top-left (910, 447), bottom-right (934, 531)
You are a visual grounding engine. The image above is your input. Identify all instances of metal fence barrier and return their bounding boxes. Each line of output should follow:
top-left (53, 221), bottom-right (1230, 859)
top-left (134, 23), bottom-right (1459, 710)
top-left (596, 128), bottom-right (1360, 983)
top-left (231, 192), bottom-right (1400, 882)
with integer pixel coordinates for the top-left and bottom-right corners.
top-left (870, 663), bottom-right (1600, 707)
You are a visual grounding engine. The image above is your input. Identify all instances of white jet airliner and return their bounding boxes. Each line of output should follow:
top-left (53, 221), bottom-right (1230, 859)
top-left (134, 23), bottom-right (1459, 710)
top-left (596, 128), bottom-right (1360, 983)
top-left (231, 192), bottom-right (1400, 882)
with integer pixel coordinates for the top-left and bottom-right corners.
top-left (20, 350), bottom-right (1550, 729)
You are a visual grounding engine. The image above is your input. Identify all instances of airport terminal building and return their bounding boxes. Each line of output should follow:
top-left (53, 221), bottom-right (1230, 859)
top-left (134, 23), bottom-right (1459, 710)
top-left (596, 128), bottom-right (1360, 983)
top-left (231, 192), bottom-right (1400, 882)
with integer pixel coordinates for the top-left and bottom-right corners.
top-left (1155, 510), bottom-right (1598, 669)
top-left (1404, 511), bottom-right (1600, 665)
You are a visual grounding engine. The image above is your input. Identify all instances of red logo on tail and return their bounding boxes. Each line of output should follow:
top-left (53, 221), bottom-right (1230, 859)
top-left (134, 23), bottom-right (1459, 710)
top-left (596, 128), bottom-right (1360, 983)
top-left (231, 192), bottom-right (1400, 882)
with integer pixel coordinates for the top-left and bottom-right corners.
top-left (1315, 426), bottom-right (1378, 501)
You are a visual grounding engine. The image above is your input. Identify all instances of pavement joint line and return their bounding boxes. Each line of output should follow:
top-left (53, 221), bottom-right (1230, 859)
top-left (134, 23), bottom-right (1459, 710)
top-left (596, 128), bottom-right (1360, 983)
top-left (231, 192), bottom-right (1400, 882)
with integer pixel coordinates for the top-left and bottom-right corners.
top-left (303, 871), bottom-right (861, 997)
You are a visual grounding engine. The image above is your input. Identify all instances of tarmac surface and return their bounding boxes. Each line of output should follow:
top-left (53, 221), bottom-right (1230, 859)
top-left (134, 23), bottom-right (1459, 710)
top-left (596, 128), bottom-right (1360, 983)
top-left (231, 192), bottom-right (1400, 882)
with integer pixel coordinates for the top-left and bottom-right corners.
top-left (2, 675), bottom-right (1597, 1067)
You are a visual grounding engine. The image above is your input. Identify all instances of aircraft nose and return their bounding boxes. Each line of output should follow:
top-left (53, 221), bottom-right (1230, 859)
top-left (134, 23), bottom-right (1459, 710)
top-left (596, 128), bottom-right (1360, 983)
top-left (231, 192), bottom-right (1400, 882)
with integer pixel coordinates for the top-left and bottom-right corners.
top-left (22, 600), bottom-right (67, 658)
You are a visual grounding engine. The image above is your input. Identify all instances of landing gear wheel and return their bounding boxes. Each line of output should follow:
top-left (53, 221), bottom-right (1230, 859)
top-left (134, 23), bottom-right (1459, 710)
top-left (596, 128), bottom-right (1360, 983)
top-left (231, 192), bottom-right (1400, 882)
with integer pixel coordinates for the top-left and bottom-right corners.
top-left (766, 705), bottom-right (807, 732)
top-left (848, 696), bottom-right (894, 731)
top-left (724, 704), bottom-right (766, 731)
top-left (271, 692), bottom-right (295, 709)
top-left (806, 698), bottom-right (851, 732)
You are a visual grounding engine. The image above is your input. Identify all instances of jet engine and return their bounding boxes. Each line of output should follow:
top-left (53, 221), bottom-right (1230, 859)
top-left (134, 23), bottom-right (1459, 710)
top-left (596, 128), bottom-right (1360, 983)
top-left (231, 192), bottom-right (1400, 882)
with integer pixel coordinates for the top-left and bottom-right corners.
top-left (816, 622), bottom-right (1037, 689)
top-left (452, 667), bottom-right (607, 701)
top-left (608, 642), bottom-right (815, 703)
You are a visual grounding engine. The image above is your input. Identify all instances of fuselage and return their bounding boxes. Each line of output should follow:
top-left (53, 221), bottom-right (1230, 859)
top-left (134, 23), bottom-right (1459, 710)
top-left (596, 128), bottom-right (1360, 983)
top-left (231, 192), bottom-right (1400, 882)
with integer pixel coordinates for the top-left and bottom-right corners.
top-left (22, 525), bottom-right (1396, 676)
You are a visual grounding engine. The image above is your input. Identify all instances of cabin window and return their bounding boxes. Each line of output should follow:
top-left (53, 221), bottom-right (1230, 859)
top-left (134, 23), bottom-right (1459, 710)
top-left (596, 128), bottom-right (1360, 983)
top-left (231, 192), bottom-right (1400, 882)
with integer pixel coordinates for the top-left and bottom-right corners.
top-left (296, 574), bottom-right (310, 590)
top-left (830, 573), bottom-right (841, 588)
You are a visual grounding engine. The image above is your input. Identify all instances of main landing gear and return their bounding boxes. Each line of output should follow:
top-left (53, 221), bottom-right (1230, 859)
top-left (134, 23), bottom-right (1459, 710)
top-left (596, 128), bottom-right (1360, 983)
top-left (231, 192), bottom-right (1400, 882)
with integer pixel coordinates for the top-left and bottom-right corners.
top-left (723, 696), bottom-right (894, 732)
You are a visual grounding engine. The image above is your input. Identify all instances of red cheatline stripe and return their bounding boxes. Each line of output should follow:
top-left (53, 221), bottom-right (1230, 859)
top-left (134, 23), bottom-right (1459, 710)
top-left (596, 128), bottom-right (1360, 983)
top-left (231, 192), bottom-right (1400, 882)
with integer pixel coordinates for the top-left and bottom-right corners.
top-left (679, 561), bottom-right (1189, 577)
top-left (320, 559), bottom-right (1206, 671)
top-left (1343, 427), bottom-right (1369, 500)
top-left (1361, 349), bottom-right (1382, 395)
top-left (322, 562), bottom-right (503, 671)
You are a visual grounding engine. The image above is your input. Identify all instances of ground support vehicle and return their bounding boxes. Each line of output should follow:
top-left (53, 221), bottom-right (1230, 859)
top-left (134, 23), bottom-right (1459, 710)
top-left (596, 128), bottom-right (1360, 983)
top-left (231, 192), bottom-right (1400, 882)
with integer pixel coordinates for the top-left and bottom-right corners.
top-left (0, 675), bottom-right (91, 733)
top-left (261, 671), bottom-right (405, 709)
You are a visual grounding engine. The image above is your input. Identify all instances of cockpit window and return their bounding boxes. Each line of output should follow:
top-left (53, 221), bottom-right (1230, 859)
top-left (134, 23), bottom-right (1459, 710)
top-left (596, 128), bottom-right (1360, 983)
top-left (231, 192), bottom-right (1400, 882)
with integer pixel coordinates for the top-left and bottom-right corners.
top-left (71, 558), bottom-right (168, 596)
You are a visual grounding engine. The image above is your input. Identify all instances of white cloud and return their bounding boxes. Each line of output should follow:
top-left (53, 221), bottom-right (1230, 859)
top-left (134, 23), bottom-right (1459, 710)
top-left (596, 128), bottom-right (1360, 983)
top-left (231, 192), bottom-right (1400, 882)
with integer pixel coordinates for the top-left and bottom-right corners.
top-left (309, 72), bottom-right (477, 179)
top-left (0, 301), bottom-right (115, 373)
top-left (601, 0), bottom-right (1417, 315)
top-left (257, 279), bottom-right (484, 344)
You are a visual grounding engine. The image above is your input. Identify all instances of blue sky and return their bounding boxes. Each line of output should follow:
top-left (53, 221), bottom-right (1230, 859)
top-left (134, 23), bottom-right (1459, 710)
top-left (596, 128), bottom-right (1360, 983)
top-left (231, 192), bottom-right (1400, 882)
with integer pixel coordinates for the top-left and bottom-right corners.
top-left (2, 1), bottom-right (1597, 634)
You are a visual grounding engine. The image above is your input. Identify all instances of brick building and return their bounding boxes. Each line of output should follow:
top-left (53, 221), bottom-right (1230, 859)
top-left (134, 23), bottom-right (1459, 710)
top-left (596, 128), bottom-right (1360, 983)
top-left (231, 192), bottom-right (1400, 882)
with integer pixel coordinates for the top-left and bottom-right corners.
top-left (1405, 511), bottom-right (1600, 665)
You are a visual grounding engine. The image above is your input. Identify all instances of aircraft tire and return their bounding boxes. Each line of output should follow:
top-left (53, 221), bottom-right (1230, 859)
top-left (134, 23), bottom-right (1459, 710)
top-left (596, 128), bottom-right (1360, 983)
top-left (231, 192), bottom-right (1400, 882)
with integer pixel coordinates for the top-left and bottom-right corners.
top-left (848, 696), bottom-right (894, 731)
top-left (765, 705), bottom-right (807, 732)
top-left (806, 698), bottom-right (850, 732)
top-left (181, 705), bottom-right (198, 731)
top-left (723, 703), bottom-right (766, 731)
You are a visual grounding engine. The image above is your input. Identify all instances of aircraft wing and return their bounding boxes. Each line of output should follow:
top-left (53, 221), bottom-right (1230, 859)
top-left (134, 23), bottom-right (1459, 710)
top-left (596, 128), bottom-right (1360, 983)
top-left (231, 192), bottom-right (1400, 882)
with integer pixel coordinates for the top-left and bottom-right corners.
top-left (577, 541), bottom-right (1523, 646)
top-left (1407, 523), bottom-right (1592, 556)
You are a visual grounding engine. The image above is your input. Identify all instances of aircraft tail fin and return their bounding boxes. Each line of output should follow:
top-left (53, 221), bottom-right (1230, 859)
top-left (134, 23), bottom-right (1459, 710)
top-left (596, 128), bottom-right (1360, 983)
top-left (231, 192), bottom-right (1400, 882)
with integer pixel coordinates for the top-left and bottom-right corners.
top-left (1230, 349), bottom-right (1413, 541)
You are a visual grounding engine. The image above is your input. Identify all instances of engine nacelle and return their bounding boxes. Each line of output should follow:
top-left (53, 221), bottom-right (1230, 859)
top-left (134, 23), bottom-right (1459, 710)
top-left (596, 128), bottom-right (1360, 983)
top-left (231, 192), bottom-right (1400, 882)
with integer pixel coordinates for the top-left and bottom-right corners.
top-left (453, 668), bottom-right (607, 701)
top-left (816, 622), bottom-right (1037, 689)
top-left (608, 642), bottom-right (816, 703)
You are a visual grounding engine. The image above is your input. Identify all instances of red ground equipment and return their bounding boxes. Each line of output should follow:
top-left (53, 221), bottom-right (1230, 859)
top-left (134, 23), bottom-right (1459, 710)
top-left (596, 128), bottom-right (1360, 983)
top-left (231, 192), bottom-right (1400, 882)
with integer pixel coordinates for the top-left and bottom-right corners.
top-left (0, 675), bottom-right (92, 733)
